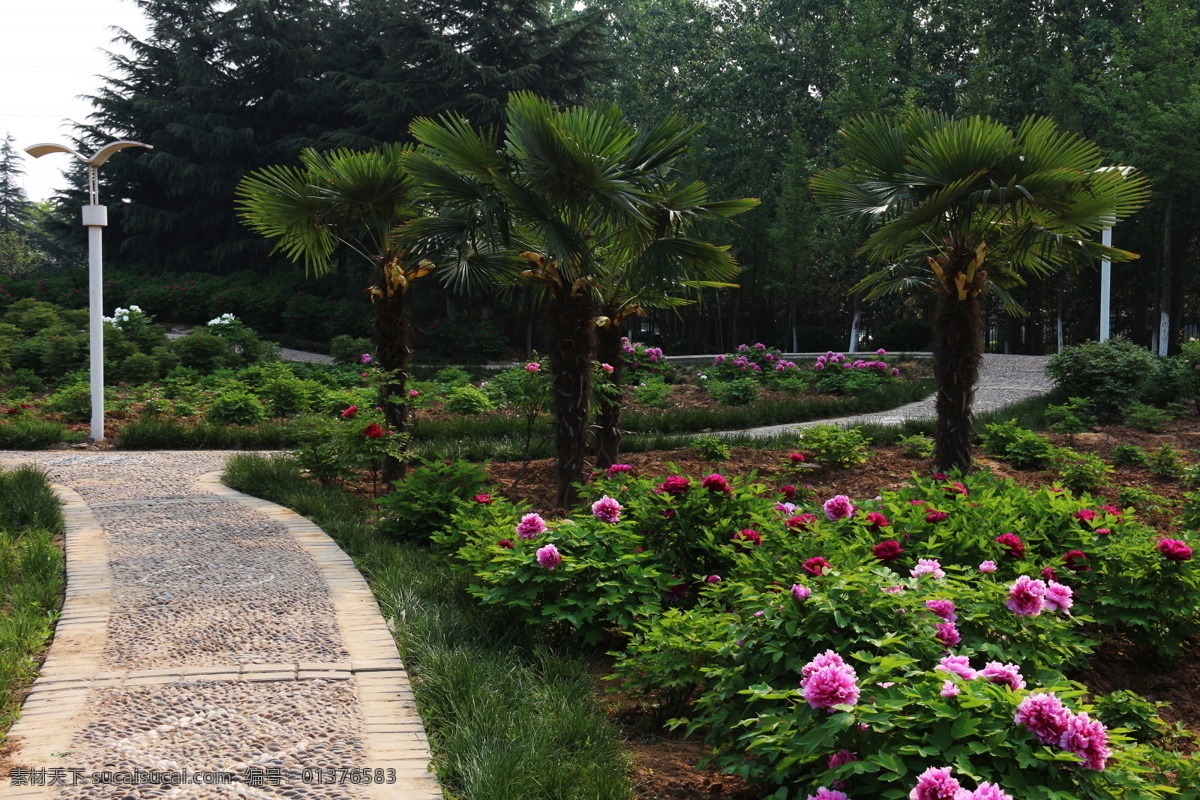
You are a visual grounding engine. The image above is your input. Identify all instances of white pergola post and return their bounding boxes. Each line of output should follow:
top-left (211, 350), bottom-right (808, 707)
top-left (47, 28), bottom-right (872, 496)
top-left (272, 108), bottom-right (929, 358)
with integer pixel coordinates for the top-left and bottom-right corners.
top-left (1099, 225), bottom-right (1112, 342)
top-left (25, 141), bottom-right (152, 443)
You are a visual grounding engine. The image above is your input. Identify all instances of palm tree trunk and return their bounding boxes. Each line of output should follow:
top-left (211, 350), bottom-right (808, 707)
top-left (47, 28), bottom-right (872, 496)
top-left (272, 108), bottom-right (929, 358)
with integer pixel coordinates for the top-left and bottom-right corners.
top-left (594, 322), bottom-right (624, 469)
top-left (374, 279), bottom-right (409, 487)
top-left (932, 289), bottom-right (983, 473)
top-left (549, 288), bottom-right (594, 508)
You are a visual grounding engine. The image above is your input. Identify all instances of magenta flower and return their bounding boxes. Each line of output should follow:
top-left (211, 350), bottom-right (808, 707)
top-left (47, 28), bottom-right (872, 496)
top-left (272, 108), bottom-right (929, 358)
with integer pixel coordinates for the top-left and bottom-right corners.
top-left (600, 362), bottom-right (614, 373)
top-left (980, 661), bottom-right (1026, 690)
top-left (536, 543), bottom-right (562, 570)
top-left (607, 464), bottom-right (633, 477)
top-left (706, 575), bottom-right (722, 584)
top-left (658, 476), bottom-right (690, 495)
top-left (800, 654), bottom-right (860, 710)
top-left (804, 556), bottom-right (832, 576)
top-left (733, 529), bottom-right (763, 547)
top-left (802, 650), bottom-right (847, 678)
top-left (780, 484), bottom-right (797, 500)
top-left (940, 680), bottom-right (960, 697)
top-left (910, 558), bottom-right (945, 579)
top-left (934, 622), bottom-right (961, 647)
top-left (979, 560), bottom-right (998, 573)
top-left (341, 405), bottom-right (359, 419)
top-left (890, 367), bottom-right (901, 377)
top-left (516, 513), bottom-right (547, 540)
top-left (1044, 580), bottom-right (1073, 614)
top-left (791, 583), bottom-right (812, 601)
top-left (1005, 575), bottom-right (1047, 616)
top-left (925, 599), bottom-right (957, 622)
top-left (925, 510), bottom-right (949, 523)
top-left (474, 494), bottom-right (493, 504)
top-left (789, 452), bottom-right (807, 463)
top-left (962, 784), bottom-right (1014, 800)
top-left (908, 766), bottom-right (961, 800)
top-left (1041, 566), bottom-right (1058, 581)
top-left (805, 789), bottom-right (850, 800)
top-left (591, 495), bottom-right (622, 524)
top-left (1014, 692), bottom-right (1072, 745)
top-left (1063, 550), bottom-right (1090, 571)
top-left (873, 540), bottom-right (904, 562)
top-left (936, 655), bottom-right (977, 680)
top-left (497, 539), bottom-right (514, 549)
top-left (863, 511), bottom-right (890, 530)
top-left (1095, 527), bottom-right (1111, 536)
top-left (787, 513), bottom-right (818, 531)
top-left (996, 533), bottom-right (1025, 558)
top-left (524, 362), bottom-right (541, 373)
top-left (826, 750), bottom-right (857, 789)
top-left (823, 494), bottom-right (856, 521)
top-left (1157, 538), bottom-right (1194, 562)
top-left (1059, 712), bottom-right (1111, 770)
top-left (360, 353), bottom-right (372, 364)
top-left (702, 473), bottom-right (732, 493)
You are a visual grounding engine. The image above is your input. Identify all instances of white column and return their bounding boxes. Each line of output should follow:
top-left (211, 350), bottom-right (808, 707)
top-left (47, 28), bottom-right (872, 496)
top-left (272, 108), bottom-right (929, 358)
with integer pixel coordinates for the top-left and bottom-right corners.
top-left (1099, 225), bottom-right (1112, 342)
top-left (83, 204), bottom-right (108, 443)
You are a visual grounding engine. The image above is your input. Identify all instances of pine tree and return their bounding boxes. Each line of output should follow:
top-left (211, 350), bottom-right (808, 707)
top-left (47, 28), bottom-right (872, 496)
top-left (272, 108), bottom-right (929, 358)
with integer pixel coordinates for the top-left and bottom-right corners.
top-left (0, 132), bottom-right (31, 235)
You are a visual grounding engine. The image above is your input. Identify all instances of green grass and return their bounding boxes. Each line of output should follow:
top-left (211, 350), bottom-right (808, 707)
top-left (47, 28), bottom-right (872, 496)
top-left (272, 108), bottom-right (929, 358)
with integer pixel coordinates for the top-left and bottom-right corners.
top-left (114, 417), bottom-right (302, 449)
top-left (0, 465), bottom-right (65, 744)
top-left (222, 454), bottom-right (633, 800)
top-left (0, 419), bottom-right (83, 450)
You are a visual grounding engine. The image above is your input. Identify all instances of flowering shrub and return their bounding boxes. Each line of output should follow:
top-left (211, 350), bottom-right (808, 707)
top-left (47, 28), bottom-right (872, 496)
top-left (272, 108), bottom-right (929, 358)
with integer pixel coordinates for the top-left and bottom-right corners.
top-left (813, 351), bottom-right (901, 396)
top-left (376, 458), bottom-right (490, 541)
top-left (708, 343), bottom-right (804, 387)
top-left (621, 337), bottom-right (667, 378)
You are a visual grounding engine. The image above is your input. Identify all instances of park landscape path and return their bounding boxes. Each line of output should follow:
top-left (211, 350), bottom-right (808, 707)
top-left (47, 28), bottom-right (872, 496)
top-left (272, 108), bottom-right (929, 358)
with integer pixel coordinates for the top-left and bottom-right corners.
top-left (0, 354), bottom-right (1053, 800)
top-left (0, 452), bottom-right (440, 800)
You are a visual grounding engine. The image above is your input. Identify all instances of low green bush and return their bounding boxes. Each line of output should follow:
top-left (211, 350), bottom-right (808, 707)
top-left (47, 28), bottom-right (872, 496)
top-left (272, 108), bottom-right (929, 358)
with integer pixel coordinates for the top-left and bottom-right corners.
top-left (329, 334), bottom-right (373, 366)
top-left (1053, 447), bottom-right (1112, 493)
top-left (1045, 397), bottom-right (1095, 433)
top-left (1110, 444), bottom-right (1150, 468)
top-left (376, 459), bottom-right (490, 542)
top-left (1123, 402), bottom-right (1172, 433)
top-left (632, 378), bottom-right (672, 408)
top-left (1046, 337), bottom-right (1157, 420)
top-left (707, 378), bottom-right (760, 406)
top-left (0, 419), bottom-right (78, 449)
top-left (444, 385), bottom-right (493, 415)
top-left (693, 435), bottom-right (732, 462)
top-left (898, 433), bottom-right (935, 459)
top-left (204, 389), bottom-right (268, 426)
top-left (1148, 444), bottom-right (1183, 479)
top-left (797, 424), bottom-right (871, 468)
top-left (980, 420), bottom-right (1056, 469)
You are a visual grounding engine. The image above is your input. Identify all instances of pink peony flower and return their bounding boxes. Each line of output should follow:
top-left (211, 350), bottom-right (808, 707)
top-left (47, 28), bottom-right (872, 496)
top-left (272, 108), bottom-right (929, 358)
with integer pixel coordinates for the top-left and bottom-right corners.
top-left (536, 543), bottom-right (562, 570)
top-left (980, 661), bottom-right (1025, 690)
top-left (1095, 527), bottom-right (1111, 536)
top-left (925, 510), bottom-right (949, 523)
top-left (497, 539), bottom-right (514, 549)
top-left (800, 655), bottom-right (860, 710)
top-left (1044, 580), bottom-right (1073, 614)
top-left (702, 473), bottom-right (732, 493)
top-left (1059, 711), bottom-right (1111, 770)
top-left (802, 650), bottom-right (847, 677)
top-left (1063, 550), bottom-right (1090, 571)
top-left (362, 423), bottom-right (385, 438)
top-left (804, 556), bottom-right (831, 576)
top-left (1014, 692), bottom-right (1072, 745)
top-left (516, 513), bottom-right (547, 540)
top-left (934, 622), bottom-right (961, 647)
top-left (360, 353), bottom-right (372, 364)
top-left (791, 583), bottom-right (812, 601)
top-left (658, 476), bottom-right (690, 495)
top-left (876, 348), bottom-right (887, 356)
top-left (940, 680), bottom-right (960, 697)
top-left (600, 363), bottom-right (614, 373)
top-left (936, 655), bottom-right (977, 680)
top-left (1074, 508), bottom-right (1098, 522)
top-left (733, 529), bottom-right (763, 547)
top-left (706, 575), bottom-right (722, 584)
top-left (341, 405), bottom-right (359, 419)
top-left (805, 789), bottom-right (850, 800)
top-left (789, 452), bottom-right (807, 463)
top-left (408, 389), bottom-right (420, 398)
top-left (996, 532), bottom-right (1025, 558)
top-left (890, 367), bottom-right (901, 377)
top-left (944, 482), bottom-right (968, 497)
top-left (787, 513), bottom-right (818, 531)
top-left (863, 511), bottom-right (890, 530)
top-left (780, 484), bottom-right (797, 500)
top-left (474, 494), bottom-right (493, 504)
top-left (962, 784), bottom-right (1014, 800)
top-left (925, 599), bottom-right (957, 622)
top-left (524, 362), bottom-right (541, 373)
top-left (909, 766), bottom-right (961, 800)
top-left (826, 750), bottom-right (858, 789)
top-left (1157, 538), bottom-right (1194, 562)
top-left (661, 508), bottom-right (677, 520)
top-left (979, 560), bottom-right (998, 573)
top-left (1041, 566), bottom-right (1059, 581)
top-left (1006, 575), bottom-right (1047, 616)
top-left (607, 464), bottom-right (633, 477)
top-left (823, 495), bottom-right (856, 521)
top-left (873, 540), bottom-right (904, 562)
top-left (591, 495), bottom-right (622, 524)
top-left (911, 558), bottom-right (945, 579)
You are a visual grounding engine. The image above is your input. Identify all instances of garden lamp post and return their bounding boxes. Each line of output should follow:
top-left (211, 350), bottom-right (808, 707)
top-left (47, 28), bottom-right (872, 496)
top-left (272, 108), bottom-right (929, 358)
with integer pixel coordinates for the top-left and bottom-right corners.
top-left (24, 140), bottom-right (152, 443)
top-left (1094, 166), bottom-right (1133, 343)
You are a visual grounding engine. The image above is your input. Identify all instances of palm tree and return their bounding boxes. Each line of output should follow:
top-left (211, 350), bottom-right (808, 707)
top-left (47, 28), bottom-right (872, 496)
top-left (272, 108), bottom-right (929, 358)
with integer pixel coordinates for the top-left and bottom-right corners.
top-left (812, 112), bottom-right (1150, 472)
top-left (236, 143), bottom-right (427, 483)
top-left (405, 92), bottom-right (755, 505)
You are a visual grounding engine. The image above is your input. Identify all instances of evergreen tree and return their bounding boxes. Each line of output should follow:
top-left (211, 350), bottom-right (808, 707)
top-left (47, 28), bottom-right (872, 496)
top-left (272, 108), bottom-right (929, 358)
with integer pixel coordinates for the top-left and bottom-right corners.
top-left (0, 133), bottom-right (31, 235)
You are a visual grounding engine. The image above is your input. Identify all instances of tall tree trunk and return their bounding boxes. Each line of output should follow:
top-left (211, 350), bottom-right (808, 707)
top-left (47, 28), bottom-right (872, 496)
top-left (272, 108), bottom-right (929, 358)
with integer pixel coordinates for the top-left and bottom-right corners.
top-left (594, 321), bottom-right (624, 469)
top-left (374, 278), bottom-right (409, 487)
top-left (548, 288), bottom-right (594, 508)
top-left (932, 290), bottom-right (983, 474)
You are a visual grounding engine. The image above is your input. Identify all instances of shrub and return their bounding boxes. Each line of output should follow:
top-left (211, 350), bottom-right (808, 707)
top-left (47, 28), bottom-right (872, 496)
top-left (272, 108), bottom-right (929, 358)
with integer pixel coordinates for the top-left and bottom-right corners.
top-left (8, 368), bottom-right (44, 393)
top-left (632, 378), bottom-right (672, 408)
top-left (1179, 490), bottom-right (1200, 530)
top-left (0, 419), bottom-right (76, 449)
top-left (205, 314), bottom-right (278, 365)
top-left (1045, 397), bottom-right (1095, 433)
top-left (330, 334), bottom-right (373, 366)
top-left (1110, 444), bottom-right (1150, 468)
top-left (42, 381), bottom-right (95, 422)
top-left (980, 420), bottom-right (1055, 469)
top-left (117, 352), bottom-right (160, 384)
top-left (1148, 445), bottom-right (1184, 479)
top-left (1116, 486), bottom-right (1174, 514)
top-left (1142, 355), bottom-right (1195, 407)
top-left (204, 389), bottom-right (267, 426)
top-left (898, 433), bottom-right (935, 459)
top-left (259, 376), bottom-right (322, 417)
top-left (434, 366), bottom-right (473, 387)
top-left (1123, 402), bottom-right (1172, 433)
top-left (444, 385), bottom-right (493, 415)
top-left (1052, 447), bottom-right (1112, 493)
top-left (693, 436), bottom-right (731, 462)
top-left (170, 329), bottom-right (235, 372)
top-left (797, 424), bottom-right (871, 468)
top-left (707, 378), bottom-right (759, 406)
top-left (1046, 337), bottom-right (1157, 420)
top-left (376, 459), bottom-right (491, 542)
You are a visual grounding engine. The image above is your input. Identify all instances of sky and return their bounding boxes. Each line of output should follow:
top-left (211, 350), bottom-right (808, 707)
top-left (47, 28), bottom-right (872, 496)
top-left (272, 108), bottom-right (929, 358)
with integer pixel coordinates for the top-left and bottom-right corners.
top-left (0, 0), bottom-right (150, 202)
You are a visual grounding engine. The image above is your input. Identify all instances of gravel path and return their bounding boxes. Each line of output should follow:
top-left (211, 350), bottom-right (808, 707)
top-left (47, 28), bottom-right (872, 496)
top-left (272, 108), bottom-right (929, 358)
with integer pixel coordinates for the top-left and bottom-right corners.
top-left (0, 452), bottom-right (439, 800)
top-left (738, 354), bottom-right (1052, 438)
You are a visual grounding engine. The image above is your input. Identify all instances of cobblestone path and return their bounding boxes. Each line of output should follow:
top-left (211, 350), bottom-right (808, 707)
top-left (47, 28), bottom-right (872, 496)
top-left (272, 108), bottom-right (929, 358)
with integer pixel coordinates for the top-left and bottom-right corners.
top-left (0, 452), bottom-right (439, 800)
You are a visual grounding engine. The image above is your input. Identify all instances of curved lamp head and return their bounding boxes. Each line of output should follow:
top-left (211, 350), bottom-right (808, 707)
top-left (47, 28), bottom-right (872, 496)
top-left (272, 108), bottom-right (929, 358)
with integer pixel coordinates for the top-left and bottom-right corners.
top-left (25, 140), bottom-right (152, 166)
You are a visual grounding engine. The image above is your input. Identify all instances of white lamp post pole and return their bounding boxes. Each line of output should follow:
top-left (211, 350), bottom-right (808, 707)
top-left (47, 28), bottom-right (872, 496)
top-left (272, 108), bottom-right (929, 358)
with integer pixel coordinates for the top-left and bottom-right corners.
top-left (24, 141), bottom-right (152, 443)
top-left (1099, 224), bottom-right (1112, 342)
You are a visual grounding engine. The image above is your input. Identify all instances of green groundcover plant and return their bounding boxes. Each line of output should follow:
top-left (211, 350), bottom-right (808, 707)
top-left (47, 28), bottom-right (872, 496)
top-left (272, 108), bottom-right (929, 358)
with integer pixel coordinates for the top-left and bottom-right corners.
top-left (418, 465), bottom-right (1200, 799)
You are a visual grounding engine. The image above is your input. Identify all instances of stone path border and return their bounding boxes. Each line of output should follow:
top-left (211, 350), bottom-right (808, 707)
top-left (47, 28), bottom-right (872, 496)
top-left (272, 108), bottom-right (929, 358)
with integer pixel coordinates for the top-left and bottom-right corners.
top-left (1, 463), bottom-right (440, 800)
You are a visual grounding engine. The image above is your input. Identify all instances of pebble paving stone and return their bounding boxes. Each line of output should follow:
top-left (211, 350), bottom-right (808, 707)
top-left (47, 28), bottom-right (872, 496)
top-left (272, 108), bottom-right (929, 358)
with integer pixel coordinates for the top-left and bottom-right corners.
top-left (0, 452), bottom-right (440, 800)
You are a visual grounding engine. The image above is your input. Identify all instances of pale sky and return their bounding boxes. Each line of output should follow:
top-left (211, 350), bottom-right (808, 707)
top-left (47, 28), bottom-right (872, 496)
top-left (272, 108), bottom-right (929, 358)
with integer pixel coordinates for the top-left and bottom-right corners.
top-left (0, 0), bottom-right (150, 202)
